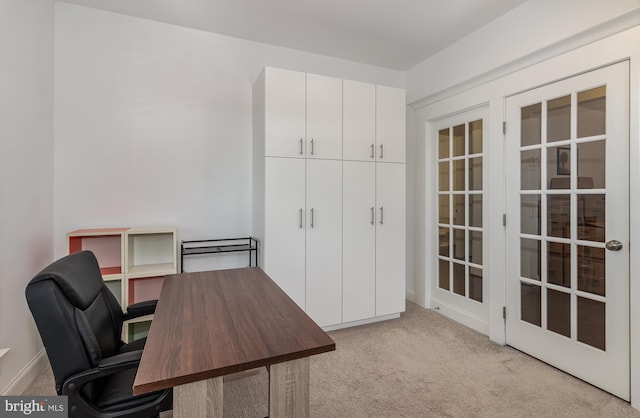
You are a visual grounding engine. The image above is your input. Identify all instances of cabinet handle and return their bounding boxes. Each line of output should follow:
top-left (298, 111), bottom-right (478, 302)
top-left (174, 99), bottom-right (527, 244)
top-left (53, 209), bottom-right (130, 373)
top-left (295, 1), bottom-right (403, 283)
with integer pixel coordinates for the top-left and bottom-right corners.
top-left (299, 208), bottom-right (303, 229)
top-left (379, 206), bottom-right (384, 225)
top-left (310, 138), bottom-right (315, 156)
top-left (370, 144), bottom-right (375, 159)
top-left (379, 144), bottom-right (384, 159)
top-left (299, 138), bottom-right (304, 155)
top-left (370, 207), bottom-right (375, 225)
top-left (310, 208), bottom-right (315, 228)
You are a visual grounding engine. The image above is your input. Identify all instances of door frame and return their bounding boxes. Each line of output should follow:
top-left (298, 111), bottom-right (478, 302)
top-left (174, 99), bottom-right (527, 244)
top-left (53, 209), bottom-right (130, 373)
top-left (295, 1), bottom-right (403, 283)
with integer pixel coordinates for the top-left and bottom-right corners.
top-left (427, 106), bottom-right (490, 334)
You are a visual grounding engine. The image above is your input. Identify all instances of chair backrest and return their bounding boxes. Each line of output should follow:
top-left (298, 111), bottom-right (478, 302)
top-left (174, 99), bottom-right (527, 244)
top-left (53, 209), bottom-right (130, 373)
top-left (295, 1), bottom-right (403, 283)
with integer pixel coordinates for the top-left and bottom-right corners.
top-left (26, 251), bottom-right (125, 394)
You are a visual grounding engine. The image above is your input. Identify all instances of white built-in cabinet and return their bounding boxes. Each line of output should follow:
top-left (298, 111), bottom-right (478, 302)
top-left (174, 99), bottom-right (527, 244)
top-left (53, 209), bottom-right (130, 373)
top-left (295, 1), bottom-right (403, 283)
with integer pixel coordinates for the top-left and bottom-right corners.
top-left (262, 157), bottom-right (342, 328)
top-left (264, 68), bottom-right (342, 160)
top-left (343, 80), bottom-right (406, 163)
top-left (342, 162), bottom-right (376, 321)
top-left (263, 158), bottom-right (306, 307)
top-left (342, 162), bottom-right (406, 321)
top-left (342, 79), bottom-right (406, 322)
top-left (305, 159), bottom-right (343, 326)
top-left (253, 66), bottom-right (405, 328)
top-left (373, 163), bottom-right (406, 316)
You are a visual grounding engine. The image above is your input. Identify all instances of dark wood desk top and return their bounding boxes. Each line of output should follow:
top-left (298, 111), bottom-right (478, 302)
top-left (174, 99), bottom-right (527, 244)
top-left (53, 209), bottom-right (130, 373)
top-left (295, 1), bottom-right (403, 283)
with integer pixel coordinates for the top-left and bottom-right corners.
top-left (133, 267), bottom-right (335, 395)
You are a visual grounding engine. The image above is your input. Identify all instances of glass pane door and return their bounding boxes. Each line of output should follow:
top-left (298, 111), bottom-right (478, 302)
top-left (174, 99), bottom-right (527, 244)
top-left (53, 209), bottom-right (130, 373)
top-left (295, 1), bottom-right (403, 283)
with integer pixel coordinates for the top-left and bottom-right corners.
top-left (519, 87), bottom-right (607, 349)
top-left (437, 119), bottom-right (484, 303)
top-left (505, 62), bottom-right (629, 400)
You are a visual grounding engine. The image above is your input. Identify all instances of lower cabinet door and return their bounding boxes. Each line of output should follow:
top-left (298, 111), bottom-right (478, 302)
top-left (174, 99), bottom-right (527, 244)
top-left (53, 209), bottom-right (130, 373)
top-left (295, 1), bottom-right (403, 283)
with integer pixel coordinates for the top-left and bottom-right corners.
top-left (264, 157), bottom-right (306, 310)
top-left (342, 161), bottom-right (376, 322)
top-left (305, 159), bottom-right (343, 327)
top-left (376, 162), bottom-right (406, 316)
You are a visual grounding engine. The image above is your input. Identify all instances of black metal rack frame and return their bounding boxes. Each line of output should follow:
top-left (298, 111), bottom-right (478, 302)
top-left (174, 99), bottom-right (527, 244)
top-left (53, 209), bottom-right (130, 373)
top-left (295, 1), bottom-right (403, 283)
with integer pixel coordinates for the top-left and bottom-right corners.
top-left (180, 237), bottom-right (259, 273)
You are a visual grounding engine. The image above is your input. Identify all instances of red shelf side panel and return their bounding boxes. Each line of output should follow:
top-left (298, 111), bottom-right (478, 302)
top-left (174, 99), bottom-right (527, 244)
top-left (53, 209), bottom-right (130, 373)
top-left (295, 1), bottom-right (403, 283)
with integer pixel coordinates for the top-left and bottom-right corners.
top-left (68, 235), bottom-right (122, 274)
top-left (128, 276), bottom-right (165, 305)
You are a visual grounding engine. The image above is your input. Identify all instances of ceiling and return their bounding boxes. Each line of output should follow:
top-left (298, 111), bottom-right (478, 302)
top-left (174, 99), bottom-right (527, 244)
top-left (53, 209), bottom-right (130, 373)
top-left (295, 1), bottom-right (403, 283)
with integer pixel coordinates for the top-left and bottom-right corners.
top-left (58, 0), bottom-right (528, 71)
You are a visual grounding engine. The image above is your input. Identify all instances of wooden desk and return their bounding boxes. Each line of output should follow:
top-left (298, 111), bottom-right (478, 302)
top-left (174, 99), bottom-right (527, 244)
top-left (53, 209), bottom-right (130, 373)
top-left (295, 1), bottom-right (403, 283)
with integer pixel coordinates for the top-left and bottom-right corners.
top-left (133, 267), bottom-right (335, 417)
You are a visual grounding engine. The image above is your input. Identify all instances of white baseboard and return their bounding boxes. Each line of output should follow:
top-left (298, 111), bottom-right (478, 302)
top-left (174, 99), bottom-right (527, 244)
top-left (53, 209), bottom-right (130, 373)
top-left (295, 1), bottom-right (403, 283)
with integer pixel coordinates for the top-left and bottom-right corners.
top-left (1, 349), bottom-right (48, 396)
top-left (430, 297), bottom-right (489, 336)
top-left (406, 290), bottom-right (417, 304)
top-left (322, 313), bottom-right (401, 332)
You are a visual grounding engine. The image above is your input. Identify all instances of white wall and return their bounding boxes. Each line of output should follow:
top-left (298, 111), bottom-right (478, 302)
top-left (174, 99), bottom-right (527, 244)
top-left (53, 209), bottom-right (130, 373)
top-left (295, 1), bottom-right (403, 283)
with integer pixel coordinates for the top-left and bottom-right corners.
top-left (406, 0), bottom-right (639, 405)
top-left (407, 0), bottom-right (640, 103)
top-left (53, 3), bottom-right (405, 267)
top-left (0, 0), bottom-right (54, 395)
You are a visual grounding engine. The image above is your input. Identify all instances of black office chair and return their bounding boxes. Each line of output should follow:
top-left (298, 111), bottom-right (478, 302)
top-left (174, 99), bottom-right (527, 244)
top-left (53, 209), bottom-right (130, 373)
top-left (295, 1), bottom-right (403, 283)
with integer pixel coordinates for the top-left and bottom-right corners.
top-left (25, 250), bottom-right (172, 418)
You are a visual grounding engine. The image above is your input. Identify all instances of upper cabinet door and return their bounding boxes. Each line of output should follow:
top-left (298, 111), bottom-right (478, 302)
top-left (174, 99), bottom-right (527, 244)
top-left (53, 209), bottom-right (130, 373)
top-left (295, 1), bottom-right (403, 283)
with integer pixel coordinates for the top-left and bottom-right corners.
top-left (306, 74), bottom-right (342, 160)
top-left (376, 85), bottom-right (406, 163)
top-left (343, 80), bottom-right (376, 162)
top-left (265, 68), bottom-right (306, 158)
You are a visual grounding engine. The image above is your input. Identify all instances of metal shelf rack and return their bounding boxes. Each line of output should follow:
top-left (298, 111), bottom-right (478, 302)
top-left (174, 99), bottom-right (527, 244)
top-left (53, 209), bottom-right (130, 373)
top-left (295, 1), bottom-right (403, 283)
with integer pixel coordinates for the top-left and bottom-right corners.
top-left (180, 237), bottom-right (259, 273)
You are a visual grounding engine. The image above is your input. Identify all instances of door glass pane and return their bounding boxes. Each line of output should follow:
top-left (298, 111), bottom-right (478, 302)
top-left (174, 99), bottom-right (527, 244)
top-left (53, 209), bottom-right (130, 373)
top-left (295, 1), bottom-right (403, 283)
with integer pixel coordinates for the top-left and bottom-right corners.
top-left (547, 95), bottom-right (571, 142)
top-left (578, 86), bottom-right (606, 138)
top-left (469, 195), bottom-right (482, 228)
top-left (578, 297), bottom-right (605, 351)
top-left (521, 283), bottom-right (541, 326)
top-left (436, 117), bottom-right (484, 304)
top-left (439, 259), bottom-right (450, 290)
top-left (439, 195), bottom-right (450, 224)
top-left (469, 231), bottom-right (482, 265)
top-left (547, 195), bottom-right (570, 238)
top-left (469, 120), bottom-right (483, 154)
top-left (453, 229), bottom-right (465, 261)
top-left (453, 263), bottom-right (465, 296)
top-left (547, 289), bottom-right (571, 338)
top-left (439, 227), bottom-right (449, 257)
top-left (521, 195), bottom-right (540, 235)
top-left (453, 124), bottom-right (465, 157)
top-left (469, 157), bottom-right (482, 190)
top-left (521, 149), bottom-right (541, 190)
top-left (438, 128), bottom-right (450, 159)
top-left (578, 246), bottom-right (605, 296)
top-left (515, 77), bottom-right (615, 363)
top-left (548, 146), bottom-right (571, 187)
top-left (439, 162), bottom-right (449, 191)
top-left (521, 239), bottom-right (541, 280)
top-left (577, 194), bottom-right (605, 242)
top-left (469, 267), bottom-right (482, 302)
top-left (521, 103), bottom-right (542, 146)
top-left (577, 140), bottom-right (605, 189)
top-left (453, 195), bottom-right (465, 226)
top-left (548, 243), bottom-right (570, 288)
top-left (453, 160), bottom-right (465, 191)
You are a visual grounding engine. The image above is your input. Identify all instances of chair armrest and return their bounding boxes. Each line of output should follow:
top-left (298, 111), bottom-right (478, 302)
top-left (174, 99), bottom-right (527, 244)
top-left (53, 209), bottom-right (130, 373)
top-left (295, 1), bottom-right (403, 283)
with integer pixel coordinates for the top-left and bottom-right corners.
top-left (123, 300), bottom-right (157, 321)
top-left (61, 350), bottom-right (172, 417)
top-left (98, 350), bottom-right (142, 369)
top-left (61, 350), bottom-right (143, 394)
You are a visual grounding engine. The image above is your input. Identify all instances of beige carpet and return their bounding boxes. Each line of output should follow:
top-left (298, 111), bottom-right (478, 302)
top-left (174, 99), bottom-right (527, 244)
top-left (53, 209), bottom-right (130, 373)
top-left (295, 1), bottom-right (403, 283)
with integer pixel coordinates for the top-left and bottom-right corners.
top-left (23, 302), bottom-right (640, 417)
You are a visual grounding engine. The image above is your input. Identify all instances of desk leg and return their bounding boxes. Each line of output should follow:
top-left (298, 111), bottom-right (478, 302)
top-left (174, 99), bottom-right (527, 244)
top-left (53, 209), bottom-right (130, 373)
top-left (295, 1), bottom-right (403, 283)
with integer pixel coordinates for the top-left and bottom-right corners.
top-left (269, 358), bottom-right (309, 418)
top-left (174, 376), bottom-right (223, 418)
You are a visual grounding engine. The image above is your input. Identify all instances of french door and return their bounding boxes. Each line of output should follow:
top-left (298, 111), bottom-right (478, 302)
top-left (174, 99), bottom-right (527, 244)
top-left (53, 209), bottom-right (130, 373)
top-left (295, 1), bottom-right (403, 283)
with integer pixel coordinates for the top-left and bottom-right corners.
top-left (505, 62), bottom-right (629, 399)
